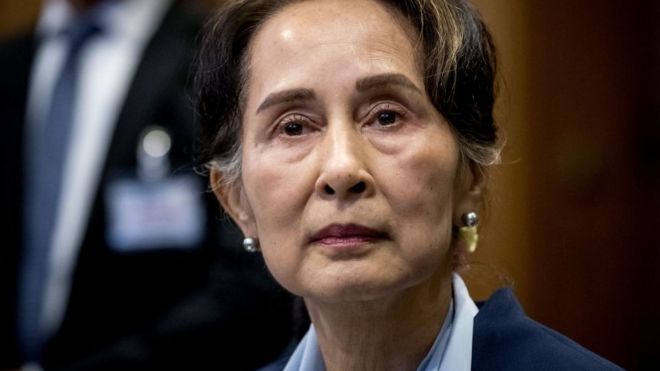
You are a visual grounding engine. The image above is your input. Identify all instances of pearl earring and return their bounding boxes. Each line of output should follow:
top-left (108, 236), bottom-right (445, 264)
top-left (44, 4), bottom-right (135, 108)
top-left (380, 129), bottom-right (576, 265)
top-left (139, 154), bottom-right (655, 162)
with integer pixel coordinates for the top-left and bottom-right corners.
top-left (243, 237), bottom-right (260, 253)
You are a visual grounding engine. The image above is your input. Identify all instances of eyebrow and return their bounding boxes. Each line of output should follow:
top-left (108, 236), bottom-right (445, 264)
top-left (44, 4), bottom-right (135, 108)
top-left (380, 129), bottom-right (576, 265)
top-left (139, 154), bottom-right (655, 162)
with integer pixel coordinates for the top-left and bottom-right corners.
top-left (255, 74), bottom-right (421, 114)
top-left (256, 88), bottom-right (315, 114)
top-left (355, 73), bottom-right (422, 94)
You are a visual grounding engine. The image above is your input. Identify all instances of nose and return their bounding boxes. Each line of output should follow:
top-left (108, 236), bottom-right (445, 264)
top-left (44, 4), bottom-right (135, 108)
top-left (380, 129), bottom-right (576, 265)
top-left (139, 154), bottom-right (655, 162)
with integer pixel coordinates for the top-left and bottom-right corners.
top-left (315, 120), bottom-right (374, 200)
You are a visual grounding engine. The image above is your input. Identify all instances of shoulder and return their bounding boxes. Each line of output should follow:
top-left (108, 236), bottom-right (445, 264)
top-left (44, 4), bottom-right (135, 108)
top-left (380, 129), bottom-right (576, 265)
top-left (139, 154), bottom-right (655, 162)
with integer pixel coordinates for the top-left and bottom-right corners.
top-left (472, 288), bottom-right (624, 371)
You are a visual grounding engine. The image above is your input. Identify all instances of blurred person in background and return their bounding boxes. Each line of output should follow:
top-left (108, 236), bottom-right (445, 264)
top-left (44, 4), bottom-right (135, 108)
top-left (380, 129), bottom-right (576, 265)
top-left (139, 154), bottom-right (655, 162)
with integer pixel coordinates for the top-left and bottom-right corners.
top-left (0, 0), bottom-right (296, 370)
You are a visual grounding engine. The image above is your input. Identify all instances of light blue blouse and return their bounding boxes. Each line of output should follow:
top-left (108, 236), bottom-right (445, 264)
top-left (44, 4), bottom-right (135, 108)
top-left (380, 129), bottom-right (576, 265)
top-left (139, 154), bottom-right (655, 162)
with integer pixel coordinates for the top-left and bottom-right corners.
top-left (283, 274), bottom-right (478, 371)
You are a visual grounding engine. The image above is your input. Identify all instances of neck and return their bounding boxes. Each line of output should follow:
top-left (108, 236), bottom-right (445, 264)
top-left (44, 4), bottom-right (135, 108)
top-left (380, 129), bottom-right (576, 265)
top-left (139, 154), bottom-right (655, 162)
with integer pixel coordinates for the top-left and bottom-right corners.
top-left (305, 272), bottom-right (454, 371)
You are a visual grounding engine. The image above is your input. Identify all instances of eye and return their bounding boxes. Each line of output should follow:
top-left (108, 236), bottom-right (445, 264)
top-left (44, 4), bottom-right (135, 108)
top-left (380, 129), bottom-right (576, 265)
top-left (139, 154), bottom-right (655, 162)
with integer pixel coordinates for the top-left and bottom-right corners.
top-left (377, 110), bottom-right (398, 126)
top-left (284, 122), bottom-right (304, 136)
top-left (366, 103), bottom-right (407, 129)
top-left (277, 114), bottom-right (313, 137)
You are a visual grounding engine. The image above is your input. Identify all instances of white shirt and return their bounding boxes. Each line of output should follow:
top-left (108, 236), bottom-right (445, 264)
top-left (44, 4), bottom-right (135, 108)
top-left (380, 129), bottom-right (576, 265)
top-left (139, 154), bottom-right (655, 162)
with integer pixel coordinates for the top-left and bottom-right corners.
top-left (25, 0), bottom-right (172, 337)
top-left (283, 273), bottom-right (479, 371)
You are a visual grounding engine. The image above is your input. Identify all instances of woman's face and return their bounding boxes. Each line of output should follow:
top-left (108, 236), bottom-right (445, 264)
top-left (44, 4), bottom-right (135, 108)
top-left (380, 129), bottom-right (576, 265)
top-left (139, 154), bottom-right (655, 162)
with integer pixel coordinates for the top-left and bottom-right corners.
top-left (215, 0), bottom-right (481, 303)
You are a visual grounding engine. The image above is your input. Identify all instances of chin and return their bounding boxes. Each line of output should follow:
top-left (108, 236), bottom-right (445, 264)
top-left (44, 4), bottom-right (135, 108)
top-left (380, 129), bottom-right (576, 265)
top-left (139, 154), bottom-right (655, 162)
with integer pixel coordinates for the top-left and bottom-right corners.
top-left (302, 268), bottom-right (424, 304)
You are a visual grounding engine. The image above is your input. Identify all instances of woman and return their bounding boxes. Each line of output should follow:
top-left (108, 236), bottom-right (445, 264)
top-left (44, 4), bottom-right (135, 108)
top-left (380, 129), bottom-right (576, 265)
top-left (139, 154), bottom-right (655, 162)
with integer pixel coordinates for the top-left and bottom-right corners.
top-left (194, 0), bottom-right (623, 370)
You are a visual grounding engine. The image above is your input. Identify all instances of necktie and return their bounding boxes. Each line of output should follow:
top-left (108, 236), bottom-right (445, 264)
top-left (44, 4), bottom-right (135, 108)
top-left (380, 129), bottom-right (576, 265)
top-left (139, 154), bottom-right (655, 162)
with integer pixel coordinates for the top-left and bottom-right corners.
top-left (20, 16), bottom-right (100, 361)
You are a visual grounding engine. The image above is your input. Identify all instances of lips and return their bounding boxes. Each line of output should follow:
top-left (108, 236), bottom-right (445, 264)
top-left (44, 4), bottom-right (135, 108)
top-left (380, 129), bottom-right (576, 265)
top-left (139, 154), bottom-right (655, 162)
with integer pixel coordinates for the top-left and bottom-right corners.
top-left (309, 223), bottom-right (389, 246)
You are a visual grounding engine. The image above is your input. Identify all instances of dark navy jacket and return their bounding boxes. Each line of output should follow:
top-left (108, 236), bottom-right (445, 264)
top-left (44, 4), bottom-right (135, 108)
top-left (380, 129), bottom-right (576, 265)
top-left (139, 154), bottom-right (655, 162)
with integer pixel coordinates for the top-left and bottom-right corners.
top-left (262, 288), bottom-right (624, 371)
top-left (472, 288), bottom-right (623, 370)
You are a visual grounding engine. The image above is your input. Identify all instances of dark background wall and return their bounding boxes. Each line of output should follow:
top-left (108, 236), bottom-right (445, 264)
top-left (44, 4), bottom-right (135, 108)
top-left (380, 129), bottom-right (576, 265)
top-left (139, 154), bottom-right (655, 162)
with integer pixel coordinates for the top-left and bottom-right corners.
top-left (471, 1), bottom-right (660, 369)
top-left (2, 0), bottom-right (658, 369)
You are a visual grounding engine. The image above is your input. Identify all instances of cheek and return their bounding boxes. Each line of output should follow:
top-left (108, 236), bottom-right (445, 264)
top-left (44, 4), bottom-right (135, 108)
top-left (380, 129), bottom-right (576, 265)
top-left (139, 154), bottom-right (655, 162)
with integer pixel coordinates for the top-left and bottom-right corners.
top-left (241, 144), bottom-right (306, 220)
top-left (240, 146), bottom-right (314, 287)
top-left (382, 138), bottom-right (460, 252)
top-left (386, 143), bottom-right (459, 218)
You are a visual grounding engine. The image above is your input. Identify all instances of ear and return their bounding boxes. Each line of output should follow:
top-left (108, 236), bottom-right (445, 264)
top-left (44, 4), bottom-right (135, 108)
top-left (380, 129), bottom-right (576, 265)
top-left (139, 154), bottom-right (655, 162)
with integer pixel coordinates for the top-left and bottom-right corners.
top-left (453, 161), bottom-right (485, 225)
top-left (209, 168), bottom-right (257, 237)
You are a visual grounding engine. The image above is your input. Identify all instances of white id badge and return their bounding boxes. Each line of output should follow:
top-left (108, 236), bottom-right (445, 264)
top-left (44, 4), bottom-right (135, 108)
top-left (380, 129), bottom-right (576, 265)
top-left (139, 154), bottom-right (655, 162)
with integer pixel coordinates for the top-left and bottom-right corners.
top-left (105, 175), bottom-right (205, 252)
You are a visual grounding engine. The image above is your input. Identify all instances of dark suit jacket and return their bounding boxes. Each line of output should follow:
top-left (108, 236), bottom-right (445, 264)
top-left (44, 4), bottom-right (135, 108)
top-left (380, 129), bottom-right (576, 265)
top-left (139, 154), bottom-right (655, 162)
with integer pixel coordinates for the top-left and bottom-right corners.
top-left (0, 2), bottom-right (294, 370)
top-left (261, 288), bottom-right (623, 371)
top-left (471, 288), bottom-right (622, 370)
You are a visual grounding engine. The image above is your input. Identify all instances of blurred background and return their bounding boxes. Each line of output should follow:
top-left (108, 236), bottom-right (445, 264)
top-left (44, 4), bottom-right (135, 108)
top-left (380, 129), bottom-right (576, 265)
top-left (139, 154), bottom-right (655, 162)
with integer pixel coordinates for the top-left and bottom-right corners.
top-left (1, 0), bottom-right (658, 369)
top-left (469, 1), bottom-right (660, 370)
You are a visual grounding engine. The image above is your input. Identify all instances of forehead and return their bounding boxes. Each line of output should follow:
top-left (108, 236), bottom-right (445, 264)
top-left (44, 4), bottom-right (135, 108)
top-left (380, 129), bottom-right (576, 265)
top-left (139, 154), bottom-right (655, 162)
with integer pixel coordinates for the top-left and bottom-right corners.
top-left (246, 0), bottom-right (424, 94)
top-left (257, 0), bottom-right (415, 42)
